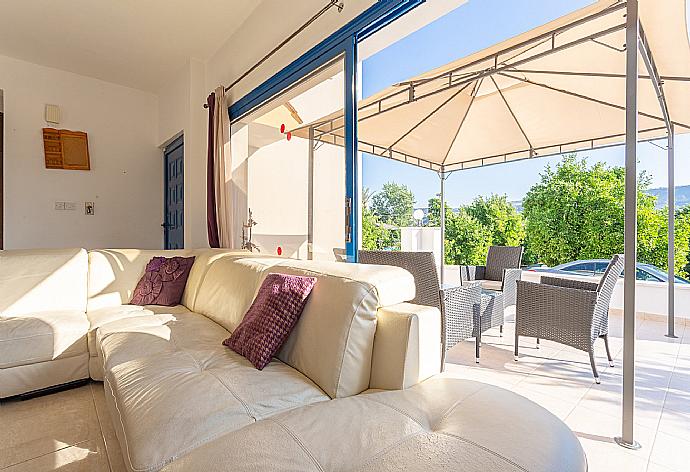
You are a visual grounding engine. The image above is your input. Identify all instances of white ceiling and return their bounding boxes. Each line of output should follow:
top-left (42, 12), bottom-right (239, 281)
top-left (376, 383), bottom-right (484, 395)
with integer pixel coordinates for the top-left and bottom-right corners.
top-left (0, 0), bottom-right (261, 92)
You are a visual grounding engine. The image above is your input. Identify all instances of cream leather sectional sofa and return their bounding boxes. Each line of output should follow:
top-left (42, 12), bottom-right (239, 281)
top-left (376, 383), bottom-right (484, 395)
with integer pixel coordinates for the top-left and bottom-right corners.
top-left (0, 248), bottom-right (587, 472)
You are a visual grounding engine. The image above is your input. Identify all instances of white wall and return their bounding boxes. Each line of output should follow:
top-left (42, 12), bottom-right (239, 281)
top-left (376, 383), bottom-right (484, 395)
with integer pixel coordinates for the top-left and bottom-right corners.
top-left (0, 54), bottom-right (162, 249)
top-left (156, 59), bottom-right (208, 249)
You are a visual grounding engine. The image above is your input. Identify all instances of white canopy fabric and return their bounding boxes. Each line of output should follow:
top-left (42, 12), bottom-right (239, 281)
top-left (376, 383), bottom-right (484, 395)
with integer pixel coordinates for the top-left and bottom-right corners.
top-left (293, 0), bottom-right (690, 172)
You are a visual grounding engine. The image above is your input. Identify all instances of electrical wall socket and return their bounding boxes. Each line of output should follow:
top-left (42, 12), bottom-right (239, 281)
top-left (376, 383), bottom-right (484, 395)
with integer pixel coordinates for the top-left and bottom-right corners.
top-left (54, 201), bottom-right (65, 210)
top-left (85, 202), bottom-right (95, 215)
top-left (64, 202), bottom-right (76, 211)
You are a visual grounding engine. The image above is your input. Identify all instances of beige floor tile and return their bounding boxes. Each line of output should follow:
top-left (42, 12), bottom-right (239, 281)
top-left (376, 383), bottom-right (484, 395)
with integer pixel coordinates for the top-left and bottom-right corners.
top-left (0, 385), bottom-right (101, 469)
top-left (576, 438), bottom-right (648, 472)
top-left (565, 404), bottom-right (657, 460)
top-left (2, 438), bottom-right (110, 472)
top-left (661, 389), bottom-right (690, 415)
top-left (90, 383), bottom-right (127, 472)
top-left (509, 384), bottom-right (578, 420)
top-left (667, 371), bottom-right (690, 391)
top-left (577, 380), bottom-right (667, 430)
top-left (649, 432), bottom-right (690, 472)
top-left (646, 461), bottom-right (684, 472)
top-left (656, 408), bottom-right (690, 441)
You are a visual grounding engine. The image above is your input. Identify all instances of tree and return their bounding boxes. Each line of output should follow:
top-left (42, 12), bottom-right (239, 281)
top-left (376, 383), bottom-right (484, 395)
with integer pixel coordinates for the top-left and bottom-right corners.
top-left (521, 154), bottom-right (687, 276)
top-left (445, 208), bottom-right (493, 265)
top-left (371, 182), bottom-right (415, 227)
top-left (466, 194), bottom-right (525, 247)
top-left (361, 206), bottom-right (387, 250)
top-left (427, 196), bottom-right (492, 265)
top-left (638, 206), bottom-right (690, 279)
top-left (361, 186), bottom-right (399, 250)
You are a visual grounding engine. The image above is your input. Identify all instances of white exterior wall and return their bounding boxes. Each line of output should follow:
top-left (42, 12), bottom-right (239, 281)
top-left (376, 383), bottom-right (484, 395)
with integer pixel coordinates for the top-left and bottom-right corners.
top-left (0, 54), bottom-right (161, 249)
top-left (401, 227), bottom-right (443, 266)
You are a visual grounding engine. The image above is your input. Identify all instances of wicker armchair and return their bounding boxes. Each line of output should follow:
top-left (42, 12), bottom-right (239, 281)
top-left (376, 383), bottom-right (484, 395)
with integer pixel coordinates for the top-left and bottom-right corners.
top-left (358, 250), bottom-right (442, 309)
top-left (460, 245), bottom-right (523, 307)
top-left (514, 254), bottom-right (625, 383)
top-left (358, 250), bottom-right (502, 367)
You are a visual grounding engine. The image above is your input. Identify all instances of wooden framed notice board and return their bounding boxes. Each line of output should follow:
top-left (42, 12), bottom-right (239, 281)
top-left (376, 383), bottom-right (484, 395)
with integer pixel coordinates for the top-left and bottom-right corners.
top-left (43, 128), bottom-right (90, 170)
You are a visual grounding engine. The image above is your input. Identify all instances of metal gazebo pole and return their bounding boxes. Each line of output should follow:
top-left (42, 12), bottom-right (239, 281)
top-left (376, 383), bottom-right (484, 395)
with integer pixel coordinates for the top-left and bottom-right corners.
top-left (439, 167), bottom-right (446, 286)
top-left (615, 0), bottom-right (641, 450)
top-left (638, 16), bottom-right (677, 339)
top-left (667, 126), bottom-right (676, 338)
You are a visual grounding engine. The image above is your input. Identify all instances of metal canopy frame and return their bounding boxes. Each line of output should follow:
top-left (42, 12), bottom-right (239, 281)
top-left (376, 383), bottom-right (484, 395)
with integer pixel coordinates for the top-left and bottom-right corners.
top-left (302, 0), bottom-right (685, 448)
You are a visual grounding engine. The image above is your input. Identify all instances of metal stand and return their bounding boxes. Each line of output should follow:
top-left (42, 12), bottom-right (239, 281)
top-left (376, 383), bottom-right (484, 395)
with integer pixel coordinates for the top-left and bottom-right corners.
top-left (439, 168), bottom-right (446, 286)
top-left (614, 436), bottom-right (642, 450)
top-left (665, 128), bottom-right (677, 338)
top-left (619, 0), bottom-right (639, 449)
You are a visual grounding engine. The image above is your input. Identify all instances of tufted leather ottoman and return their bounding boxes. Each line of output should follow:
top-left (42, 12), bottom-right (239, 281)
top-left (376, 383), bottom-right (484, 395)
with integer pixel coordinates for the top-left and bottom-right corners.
top-left (162, 376), bottom-right (587, 472)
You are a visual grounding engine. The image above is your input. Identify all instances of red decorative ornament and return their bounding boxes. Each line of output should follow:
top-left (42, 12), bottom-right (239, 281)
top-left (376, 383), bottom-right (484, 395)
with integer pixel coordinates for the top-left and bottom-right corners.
top-left (280, 123), bottom-right (286, 133)
top-left (277, 246), bottom-right (283, 256)
top-left (286, 132), bottom-right (292, 141)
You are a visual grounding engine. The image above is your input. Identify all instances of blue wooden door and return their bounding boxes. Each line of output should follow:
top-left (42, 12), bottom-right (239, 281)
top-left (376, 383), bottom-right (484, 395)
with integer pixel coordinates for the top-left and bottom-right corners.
top-left (163, 136), bottom-right (184, 249)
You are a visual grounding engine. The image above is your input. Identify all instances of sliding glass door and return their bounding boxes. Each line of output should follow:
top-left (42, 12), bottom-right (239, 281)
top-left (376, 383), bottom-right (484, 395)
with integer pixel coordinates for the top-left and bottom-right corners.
top-left (230, 40), bottom-right (357, 261)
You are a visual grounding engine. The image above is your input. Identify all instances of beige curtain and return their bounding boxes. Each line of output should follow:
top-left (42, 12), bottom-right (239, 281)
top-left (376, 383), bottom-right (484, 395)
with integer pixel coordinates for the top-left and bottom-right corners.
top-left (212, 86), bottom-right (235, 248)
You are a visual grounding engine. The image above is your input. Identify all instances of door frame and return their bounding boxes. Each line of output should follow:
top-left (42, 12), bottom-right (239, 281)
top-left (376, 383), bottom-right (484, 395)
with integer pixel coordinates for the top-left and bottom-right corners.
top-left (163, 134), bottom-right (184, 249)
top-left (228, 0), bottom-right (424, 262)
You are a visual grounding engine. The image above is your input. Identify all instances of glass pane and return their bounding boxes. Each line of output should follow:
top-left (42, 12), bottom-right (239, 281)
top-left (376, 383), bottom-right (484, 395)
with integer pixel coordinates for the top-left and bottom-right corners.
top-left (232, 59), bottom-right (345, 261)
top-left (564, 262), bottom-right (594, 274)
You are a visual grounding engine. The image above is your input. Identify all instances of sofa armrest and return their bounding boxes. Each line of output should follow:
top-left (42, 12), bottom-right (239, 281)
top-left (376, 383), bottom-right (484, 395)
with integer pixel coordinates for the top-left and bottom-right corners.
top-left (369, 303), bottom-right (442, 391)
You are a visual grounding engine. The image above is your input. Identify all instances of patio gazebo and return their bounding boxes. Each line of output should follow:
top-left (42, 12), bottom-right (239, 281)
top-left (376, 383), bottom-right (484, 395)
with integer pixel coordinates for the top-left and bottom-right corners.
top-left (294, 0), bottom-right (690, 449)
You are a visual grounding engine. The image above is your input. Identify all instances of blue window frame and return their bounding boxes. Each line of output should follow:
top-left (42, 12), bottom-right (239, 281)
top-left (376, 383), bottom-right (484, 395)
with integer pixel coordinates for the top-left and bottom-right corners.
top-left (228, 0), bottom-right (424, 262)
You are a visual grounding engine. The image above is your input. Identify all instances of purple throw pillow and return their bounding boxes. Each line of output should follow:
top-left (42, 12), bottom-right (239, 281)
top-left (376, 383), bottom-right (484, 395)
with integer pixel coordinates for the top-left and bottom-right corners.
top-left (130, 256), bottom-right (195, 306)
top-left (223, 273), bottom-right (317, 370)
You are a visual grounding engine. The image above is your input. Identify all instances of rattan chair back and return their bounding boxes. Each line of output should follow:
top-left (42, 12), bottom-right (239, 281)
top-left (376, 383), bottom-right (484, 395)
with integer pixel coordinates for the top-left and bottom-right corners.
top-left (358, 250), bottom-right (442, 310)
top-left (485, 246), bottom-right (524, 281)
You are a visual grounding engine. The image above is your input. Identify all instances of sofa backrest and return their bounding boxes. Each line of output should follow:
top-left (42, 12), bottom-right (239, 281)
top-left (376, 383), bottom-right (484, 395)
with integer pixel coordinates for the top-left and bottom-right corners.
top-left (0, 248), bottom-right (88, 317)
top-left (87, 249), bottom-right (197, 310)
top-left (192, 254), bottom-right (415, 399)
top-left (87, 249), bottom-right (271, 311)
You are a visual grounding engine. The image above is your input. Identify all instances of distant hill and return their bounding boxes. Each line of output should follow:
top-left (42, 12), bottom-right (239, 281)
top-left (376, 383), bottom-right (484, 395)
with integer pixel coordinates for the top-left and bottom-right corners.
top-left (645, 185), bottom-right (690, 209)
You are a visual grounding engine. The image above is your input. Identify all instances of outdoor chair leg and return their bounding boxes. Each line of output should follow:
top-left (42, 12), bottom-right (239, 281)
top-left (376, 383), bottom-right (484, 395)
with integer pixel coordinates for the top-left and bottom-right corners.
top-left (514, 334), bottom-right (519, 361)
top-left (603, 335), bottom-right (614, 367)
top-left (476, 332), bottom-right (481, 364)
top-left (499, 324), bottom-right (503, 337)
top-left (536, 337), bottom-right (540, 349)
top-left (589, 349), bottom-right (600, 384)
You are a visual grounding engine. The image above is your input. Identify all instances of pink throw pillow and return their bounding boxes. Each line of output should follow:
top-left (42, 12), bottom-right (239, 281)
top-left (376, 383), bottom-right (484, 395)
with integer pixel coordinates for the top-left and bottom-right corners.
top-left (223, 273), bottom-right (317, 370)
top-left (130, 256), bottom-right (195, 306)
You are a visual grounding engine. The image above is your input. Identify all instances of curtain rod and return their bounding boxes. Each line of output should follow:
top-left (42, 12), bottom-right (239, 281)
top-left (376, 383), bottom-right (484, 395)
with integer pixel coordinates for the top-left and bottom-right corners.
top-left (204, 0), bottom-right (344, 108)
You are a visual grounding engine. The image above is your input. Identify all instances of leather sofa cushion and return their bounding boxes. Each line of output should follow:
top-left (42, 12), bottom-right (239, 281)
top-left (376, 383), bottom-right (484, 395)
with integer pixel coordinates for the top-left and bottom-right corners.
top-left (0, 248), bottom-right (88, 317)
top-left (223, 273), bottom-right (317, 370)
top-left (98, 310), bottom-right (328, 472)
top-left (161, 377), bottom-right (587, 472)
top-left (86, 305), bottom-right (153, 356)
top-left (0, 310), bottom-right (88, 369)
top-left (193, 255), bottom-right (416, 398)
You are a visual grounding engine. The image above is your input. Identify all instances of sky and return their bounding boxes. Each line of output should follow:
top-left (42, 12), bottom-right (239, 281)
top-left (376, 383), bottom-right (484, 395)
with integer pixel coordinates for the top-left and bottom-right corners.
top-left (360, 0), bottom-right (690, 207)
